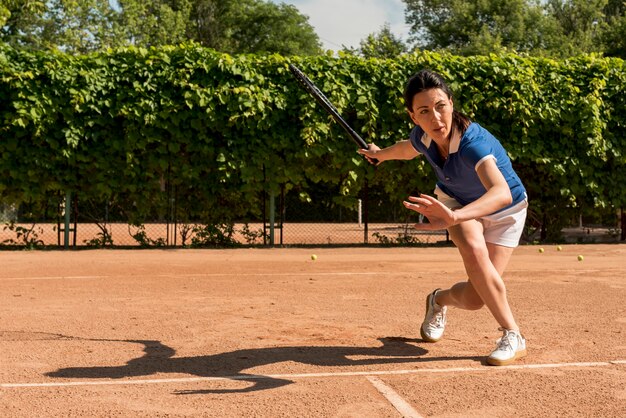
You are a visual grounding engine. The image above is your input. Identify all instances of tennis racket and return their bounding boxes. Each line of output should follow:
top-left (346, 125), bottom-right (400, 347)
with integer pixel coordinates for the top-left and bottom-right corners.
top-left (289, 64), bottom-right (372, 154)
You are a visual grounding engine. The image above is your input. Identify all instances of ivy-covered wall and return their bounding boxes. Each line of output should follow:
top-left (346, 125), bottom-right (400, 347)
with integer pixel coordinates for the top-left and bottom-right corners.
top-left (1, 44), bottom-right (624, 240)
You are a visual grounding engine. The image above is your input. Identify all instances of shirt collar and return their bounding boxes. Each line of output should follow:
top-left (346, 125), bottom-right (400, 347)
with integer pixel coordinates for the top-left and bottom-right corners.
top-left (420, 132), bottom-right (461, 154)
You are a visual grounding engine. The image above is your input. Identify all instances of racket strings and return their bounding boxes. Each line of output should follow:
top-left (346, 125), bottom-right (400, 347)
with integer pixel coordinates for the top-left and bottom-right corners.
top-left (290, 66), bottom-right (341, 113)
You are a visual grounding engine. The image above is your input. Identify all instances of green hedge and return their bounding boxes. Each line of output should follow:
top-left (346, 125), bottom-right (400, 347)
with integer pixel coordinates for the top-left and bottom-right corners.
top-left (1, 44), bottom-right (624, 240)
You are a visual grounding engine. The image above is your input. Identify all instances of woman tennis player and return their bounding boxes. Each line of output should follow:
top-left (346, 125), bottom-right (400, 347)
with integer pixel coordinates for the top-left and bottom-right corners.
top-left (358, 69), bottom-right (528, 366)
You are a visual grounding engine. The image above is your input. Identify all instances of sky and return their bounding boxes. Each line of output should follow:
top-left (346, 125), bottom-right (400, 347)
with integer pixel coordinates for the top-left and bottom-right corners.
top-left (268, 0), bottom-right (412, 51)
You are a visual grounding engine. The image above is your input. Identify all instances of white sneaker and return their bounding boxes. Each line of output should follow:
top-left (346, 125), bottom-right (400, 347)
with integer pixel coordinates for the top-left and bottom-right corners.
top-left (420, 289), bottom-right (447, 342)
top-left (487, 328), bottom-right (527, 366)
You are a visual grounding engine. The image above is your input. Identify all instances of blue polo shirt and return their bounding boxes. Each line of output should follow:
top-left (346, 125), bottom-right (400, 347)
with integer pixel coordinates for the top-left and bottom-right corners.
top-left (409, 122), bottom-right (526, 212)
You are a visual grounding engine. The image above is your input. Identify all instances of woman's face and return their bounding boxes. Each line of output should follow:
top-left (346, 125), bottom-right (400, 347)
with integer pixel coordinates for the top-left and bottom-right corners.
top-left (408, 88), bottom-right (454, 142)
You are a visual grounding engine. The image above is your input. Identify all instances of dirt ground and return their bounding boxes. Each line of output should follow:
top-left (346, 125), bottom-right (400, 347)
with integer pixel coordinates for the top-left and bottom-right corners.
top-left (1, 244), bottom-right (625, 417)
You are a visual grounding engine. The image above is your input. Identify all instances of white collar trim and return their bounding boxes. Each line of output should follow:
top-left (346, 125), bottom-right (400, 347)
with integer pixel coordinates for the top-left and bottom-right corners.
top-left (420, 132), bottom-right (461, 154)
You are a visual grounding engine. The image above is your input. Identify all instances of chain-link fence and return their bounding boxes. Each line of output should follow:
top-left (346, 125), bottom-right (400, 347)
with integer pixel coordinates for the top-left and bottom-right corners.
top-left (2, 185), bottom-right (622, 249)
top-left (0, 221), bottom-right (451, 248)
top-left (0, 183), bottom-right (452, 248)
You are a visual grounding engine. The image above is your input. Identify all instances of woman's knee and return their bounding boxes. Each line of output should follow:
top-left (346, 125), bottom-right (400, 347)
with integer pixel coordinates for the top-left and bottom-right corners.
top-left (449, 221), bottom-right (487, 256)
top-left (456, 238), bottom-right (490, 264)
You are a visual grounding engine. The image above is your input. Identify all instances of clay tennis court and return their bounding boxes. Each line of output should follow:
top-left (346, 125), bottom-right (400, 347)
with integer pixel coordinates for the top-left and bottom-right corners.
top-left (1, 244), bottom-right (625, 417)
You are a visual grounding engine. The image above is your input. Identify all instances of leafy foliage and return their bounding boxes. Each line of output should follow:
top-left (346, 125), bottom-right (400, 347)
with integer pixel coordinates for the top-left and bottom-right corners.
top-left (403, 0), bottom-right (626, 58)
top-left (2, 221), bottom-right (45, 248)
top-left (0, 44), bottom-right (624, 243)
top-left (115, 0), bottom-right (192, 48)
top-left (0, 0), bottom-right (119, 54)
top-left (344, 23), bottom-right (408, 58)
top-left (116, 0), bottom-right (323, 55)
top-left (0, 0), bottom-right (322, 56)
top-left (404, 0), bottom-right (560, 55)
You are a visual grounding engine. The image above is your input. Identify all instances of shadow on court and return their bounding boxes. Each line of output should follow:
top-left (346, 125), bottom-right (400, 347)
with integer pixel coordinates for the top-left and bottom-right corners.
top-left (45, 337), bottom-right (483, 394)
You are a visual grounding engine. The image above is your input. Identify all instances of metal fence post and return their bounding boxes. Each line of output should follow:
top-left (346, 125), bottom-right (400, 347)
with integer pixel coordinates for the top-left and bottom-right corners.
top-left (620, 208), bottom-right (626, 241)
top-left (64, 191), bottom-right (71, 249)
top-left (269, 190), bottom-right (275, 246)
top-left (363, 178), bottom-right (369, 244)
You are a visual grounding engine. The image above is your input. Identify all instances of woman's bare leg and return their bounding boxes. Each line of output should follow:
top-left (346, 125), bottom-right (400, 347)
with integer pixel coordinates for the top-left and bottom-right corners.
top-left (435, 220), bottom-right (519, 330)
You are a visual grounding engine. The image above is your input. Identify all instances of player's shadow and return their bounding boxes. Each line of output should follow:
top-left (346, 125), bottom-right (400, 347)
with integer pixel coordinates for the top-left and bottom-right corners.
top-left (45, 336), bottom-right (482, 394)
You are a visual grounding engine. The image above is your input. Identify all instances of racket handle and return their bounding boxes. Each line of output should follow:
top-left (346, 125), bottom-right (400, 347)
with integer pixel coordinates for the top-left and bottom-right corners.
top-left (359, 149), bottom-right (378, 165)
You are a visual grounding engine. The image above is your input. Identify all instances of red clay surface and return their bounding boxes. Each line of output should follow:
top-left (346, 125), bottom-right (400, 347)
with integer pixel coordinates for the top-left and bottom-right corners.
top-left (1, 244), bottom-right (625, 417)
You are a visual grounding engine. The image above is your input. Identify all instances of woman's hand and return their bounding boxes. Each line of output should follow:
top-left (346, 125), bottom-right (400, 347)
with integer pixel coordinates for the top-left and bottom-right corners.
top-left (403, 194), bottom-right (457, 230)
top-left (357, 140), bottom-right (419, 165)
top-left (357, 143), bottom-right (382, 165)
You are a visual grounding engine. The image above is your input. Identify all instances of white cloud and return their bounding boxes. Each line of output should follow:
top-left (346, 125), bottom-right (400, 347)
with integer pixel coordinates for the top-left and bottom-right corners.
top-left (271, 0), bottom-right (411, 51)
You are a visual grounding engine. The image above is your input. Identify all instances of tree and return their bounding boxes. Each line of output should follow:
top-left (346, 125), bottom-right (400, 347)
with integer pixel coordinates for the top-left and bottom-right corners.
top-left (601, 14), bottom-right (626, 58)
top-left (187, 0), bottom-right (230, 51)
top-left (0, 2), bottom-right (10, 27)
top-left (115, 0), bottom-right (192, 48)
top-left (187, 0), bottom-right (322, 55)
top-left (217, 0), bottom-right (322, 55)
top-left (0, 0), bottom-right (47, 48)
top-left (403, 0), bottom-right (563, 55)
top-left (543, 0), bottom-right (607, 56)
top-left (0, 0), bottom-right (323, 56)
top-left (0, 0), bottom-right (120, 53)
top-left (117, 0), bottom-right (322, 55)
top-left (598, 0), bottom-right (626, 58)
top-left (41, 0), bottom-right (121, 53)
top-left (352, 23), bottom-right (408, 58)
top-left (402, 0), bottom-right (623, 57)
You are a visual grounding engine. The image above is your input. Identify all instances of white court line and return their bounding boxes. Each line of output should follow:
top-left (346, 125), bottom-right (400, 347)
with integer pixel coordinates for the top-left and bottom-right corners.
top-left (2, 268), bottom-right (621, 281)
top-left (367, 376), bottom-right (423, 418)
top-left (1, 360), bottom-right (623, 389)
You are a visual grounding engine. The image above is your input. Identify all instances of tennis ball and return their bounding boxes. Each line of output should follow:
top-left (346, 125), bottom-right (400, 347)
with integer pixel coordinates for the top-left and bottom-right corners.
top-left (538, 248), bottom-right (544, 253)
top-left (577, 255), bottom-right (584, 261)
top-left (311, 254), bottom-right (317, 261)
top-left (557, 245), bottom-right (563, 251)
